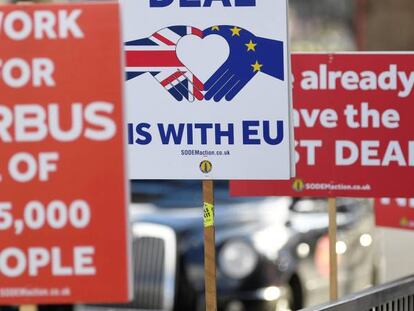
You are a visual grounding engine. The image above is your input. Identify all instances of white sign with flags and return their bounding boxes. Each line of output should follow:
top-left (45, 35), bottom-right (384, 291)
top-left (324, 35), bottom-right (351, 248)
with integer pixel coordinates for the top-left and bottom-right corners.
top-left (123, 0), bottom-right (294, 179)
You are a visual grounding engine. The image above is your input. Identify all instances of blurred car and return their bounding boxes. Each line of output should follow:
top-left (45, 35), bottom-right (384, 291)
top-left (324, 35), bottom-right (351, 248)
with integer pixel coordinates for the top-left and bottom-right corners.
top-left (78, 180), bottom-right (377, 311)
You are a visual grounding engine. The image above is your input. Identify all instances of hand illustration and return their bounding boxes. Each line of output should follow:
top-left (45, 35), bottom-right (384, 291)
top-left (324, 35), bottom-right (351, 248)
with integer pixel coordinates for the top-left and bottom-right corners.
top-left (203, 25), bottom-right (284, 102)
top-left (125, 26), bottom-right (204, 102)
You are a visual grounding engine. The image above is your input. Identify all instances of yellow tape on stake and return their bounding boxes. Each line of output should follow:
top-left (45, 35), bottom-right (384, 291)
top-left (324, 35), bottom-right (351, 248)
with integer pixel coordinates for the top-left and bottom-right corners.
top-left (204, 202), bottom-right (215, 227)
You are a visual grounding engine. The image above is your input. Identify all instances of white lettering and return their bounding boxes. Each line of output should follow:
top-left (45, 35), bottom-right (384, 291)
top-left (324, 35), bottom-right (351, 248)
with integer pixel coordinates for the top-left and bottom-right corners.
top-left (336, 140), bottom-right (358, 166)
top-left (0, 247), bottom-right (96, 277)
top-left (74, 247), bottom-right (96, 275)
top-left (84, 102), bottom-right (116, 141)
top-left (0, 9), bottom-right (84, 40)
top-left (300, 64), bottom-right (414, 98)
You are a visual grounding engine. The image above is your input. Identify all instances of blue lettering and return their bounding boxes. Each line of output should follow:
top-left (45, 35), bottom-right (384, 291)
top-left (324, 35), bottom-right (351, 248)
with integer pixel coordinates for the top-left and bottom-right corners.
top-left (263, 121), bottom-right (284, 145)
top-left (127, 123), bottom-right (134, 145)
top-left (186, 123), bottom-right (194, 145)
top-left (136, 123), bottom-right (152, 145)
top-left (242, 121), bottom-right (260, 145)
top-left (150, 0), bottom-right (174, 7)
top-left (128, 123), bottom-right (152, 145)
top-left (158, 123), bottom-right (185, 144)
top-left (181, 0), bottom-right (201, 7)
top-left (150, 0), bottom-right (255, 7)
top-left (203, 0), bottom-right (231, 7)
top-left (215, 123), bottom-right (234, 144)
top-left (243, 120), bottom-right (285, 145)
top-left (194, 123), bottom-right (213, 145)
top-left (235, 0), bottom-right (255, 6)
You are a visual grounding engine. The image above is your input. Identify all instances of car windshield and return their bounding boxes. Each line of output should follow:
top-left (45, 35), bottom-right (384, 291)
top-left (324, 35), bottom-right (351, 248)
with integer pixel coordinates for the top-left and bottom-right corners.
top-left (130, 180), bottom-right (271, 208)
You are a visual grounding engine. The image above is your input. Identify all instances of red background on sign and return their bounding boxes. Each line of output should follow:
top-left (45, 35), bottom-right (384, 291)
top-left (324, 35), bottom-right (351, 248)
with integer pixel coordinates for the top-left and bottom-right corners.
top-left (375, 199), bottom-right (414, 231)
top-left (231, 53), bottom-right (414, 197)
top-left (0, 3), bottom-right (129, 304)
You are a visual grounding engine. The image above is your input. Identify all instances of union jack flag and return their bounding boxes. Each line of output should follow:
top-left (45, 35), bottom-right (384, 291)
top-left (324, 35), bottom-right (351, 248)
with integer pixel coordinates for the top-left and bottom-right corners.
top-left (125, 26), bottom-right (204, 102)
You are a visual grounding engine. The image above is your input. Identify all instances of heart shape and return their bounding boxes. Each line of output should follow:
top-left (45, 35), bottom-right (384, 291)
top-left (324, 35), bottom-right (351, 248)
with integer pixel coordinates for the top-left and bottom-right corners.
top-left (176, 34), bottom-right (229, 84)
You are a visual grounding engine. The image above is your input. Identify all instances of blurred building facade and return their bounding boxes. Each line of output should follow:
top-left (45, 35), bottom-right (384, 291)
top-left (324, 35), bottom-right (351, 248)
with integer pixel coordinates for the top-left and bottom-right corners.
top-left (361, 0), bottom-right (414, 50)
top-left (290, 0), bottom-right (355, 51)
top-left (360, 0), bottom-right (414, 283)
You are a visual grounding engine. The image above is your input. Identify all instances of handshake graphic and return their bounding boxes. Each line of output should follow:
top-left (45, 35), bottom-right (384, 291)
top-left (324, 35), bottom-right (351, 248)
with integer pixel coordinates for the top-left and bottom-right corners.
top-left (125, 25), bottom-right (284, 102)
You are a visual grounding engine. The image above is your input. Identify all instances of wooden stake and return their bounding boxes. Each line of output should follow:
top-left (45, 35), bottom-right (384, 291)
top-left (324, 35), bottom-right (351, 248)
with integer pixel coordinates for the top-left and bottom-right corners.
top-left (203, 180), bottom-right (217, 311)
top-left (19, 305), bottom-right (37, 311)
top-left (328, 197), bottom-right (338, 301)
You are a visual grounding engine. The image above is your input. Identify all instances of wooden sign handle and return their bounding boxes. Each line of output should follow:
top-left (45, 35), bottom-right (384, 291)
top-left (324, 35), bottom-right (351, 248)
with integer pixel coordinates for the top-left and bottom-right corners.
top-left (203, 180), bottom-right (217, 311)
top-left (19, 305), bottom-right (38, 311)
top-left (328, 197), bottom-right (338, 300)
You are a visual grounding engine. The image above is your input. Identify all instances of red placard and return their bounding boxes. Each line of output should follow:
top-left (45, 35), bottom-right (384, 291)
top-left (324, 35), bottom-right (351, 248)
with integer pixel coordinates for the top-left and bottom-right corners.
top-left (375, 198), bottom-right (414, 230)
top-left (231, 53), bottom-right (414, 197)
top-left (0, 3), bottom-right (130, 304)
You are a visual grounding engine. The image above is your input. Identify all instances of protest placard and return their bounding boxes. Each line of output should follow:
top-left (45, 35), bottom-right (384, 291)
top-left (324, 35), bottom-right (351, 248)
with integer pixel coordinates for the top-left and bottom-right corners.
top-left (122, 0), bottom-right (294, 180)
top-left (231, 53), bottom-right (414, 197)
top-left (0, 3), bottom-right (130, 304)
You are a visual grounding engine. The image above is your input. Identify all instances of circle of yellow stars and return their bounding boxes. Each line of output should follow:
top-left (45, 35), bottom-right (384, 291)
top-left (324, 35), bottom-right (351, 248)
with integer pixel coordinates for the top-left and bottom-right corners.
top-left (211, 26), bottom-right (263, 73)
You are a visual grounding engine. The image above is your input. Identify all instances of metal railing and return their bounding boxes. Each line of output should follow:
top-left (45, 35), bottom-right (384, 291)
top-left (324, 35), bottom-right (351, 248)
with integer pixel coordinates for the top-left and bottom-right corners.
top-left (301, 275), bottom-right (414, 311)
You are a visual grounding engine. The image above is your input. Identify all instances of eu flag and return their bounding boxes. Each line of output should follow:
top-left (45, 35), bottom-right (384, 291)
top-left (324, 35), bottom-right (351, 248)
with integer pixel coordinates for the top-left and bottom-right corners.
top-left (203, 25), bottom-right (284, 101)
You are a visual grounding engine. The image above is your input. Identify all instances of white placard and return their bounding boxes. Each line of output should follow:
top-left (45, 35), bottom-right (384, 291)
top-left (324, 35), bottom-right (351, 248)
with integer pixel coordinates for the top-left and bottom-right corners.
top-left (122, 0), bottom-right (294, 179)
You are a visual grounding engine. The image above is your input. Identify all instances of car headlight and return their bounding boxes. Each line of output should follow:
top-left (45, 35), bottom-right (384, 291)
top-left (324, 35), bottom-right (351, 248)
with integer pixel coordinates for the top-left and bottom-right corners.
top-left (218, 240), bottom-right (258, 279)
top-left (252, 227), bottom-right (288, 260)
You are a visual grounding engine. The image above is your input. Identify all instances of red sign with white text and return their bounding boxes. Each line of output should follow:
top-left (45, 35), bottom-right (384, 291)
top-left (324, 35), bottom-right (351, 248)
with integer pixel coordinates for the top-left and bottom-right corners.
top-left (375, 198), bottom-right (414, 230)
top-left (231, 53), bottom-right (414, 197)
top-left (0, 3), bottom-right (130, 304)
